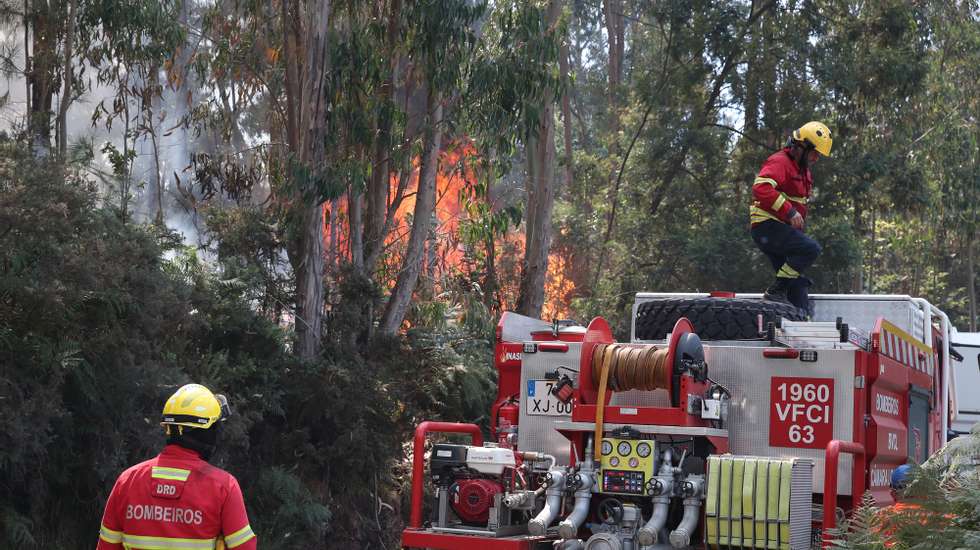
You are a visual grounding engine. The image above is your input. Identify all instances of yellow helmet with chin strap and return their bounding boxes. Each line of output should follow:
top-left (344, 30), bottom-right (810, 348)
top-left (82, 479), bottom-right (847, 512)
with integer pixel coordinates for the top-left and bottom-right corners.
top-left (792, 121), bottom-right (833, 157)
top-left (161, 384), bottom-right (229, 434)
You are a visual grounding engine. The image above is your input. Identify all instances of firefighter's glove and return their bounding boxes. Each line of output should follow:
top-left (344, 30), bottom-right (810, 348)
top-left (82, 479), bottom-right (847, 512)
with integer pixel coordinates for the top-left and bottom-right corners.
top-left (789, 210), bottom-right (804, 230)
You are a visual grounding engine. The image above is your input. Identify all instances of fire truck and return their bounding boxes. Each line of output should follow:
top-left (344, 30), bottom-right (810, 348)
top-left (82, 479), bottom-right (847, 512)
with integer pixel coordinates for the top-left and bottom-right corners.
top-left (401, 292), bottom-right (957, 550)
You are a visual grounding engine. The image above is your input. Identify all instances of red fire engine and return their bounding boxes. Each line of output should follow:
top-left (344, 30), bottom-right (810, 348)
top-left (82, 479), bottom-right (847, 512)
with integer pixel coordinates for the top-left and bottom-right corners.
top-left (402, 293), bottom-right (956, 550)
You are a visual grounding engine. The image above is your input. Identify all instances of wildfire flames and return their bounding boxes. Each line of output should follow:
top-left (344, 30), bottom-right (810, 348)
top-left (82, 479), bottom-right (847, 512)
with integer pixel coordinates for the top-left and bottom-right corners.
top-left (323, 141), bottom-right (574, 320)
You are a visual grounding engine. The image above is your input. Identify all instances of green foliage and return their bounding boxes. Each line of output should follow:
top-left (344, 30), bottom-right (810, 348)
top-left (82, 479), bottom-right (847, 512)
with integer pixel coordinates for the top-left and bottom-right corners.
top-left (251, 467), bottom-right (331, 547)
top-left (550, 0), bottom-right (980, 335)
top-left (465, 0), bottom-right (562, 159)
top-left (5, 0), bottom-right (980, 547)
top-left (830, 464), bottom-right (980, 549)
top-left (406, 0), bottom-right (486, 94)
top-left (0, 141), bottom-right (496, 548)
top-left (827, 492), bottom-right (884, 550)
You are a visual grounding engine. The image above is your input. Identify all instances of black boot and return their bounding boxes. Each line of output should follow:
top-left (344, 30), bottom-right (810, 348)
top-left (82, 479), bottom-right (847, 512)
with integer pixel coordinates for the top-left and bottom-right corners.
top-left (764, 277), bottom-right (793, 304)
top-left (787, 276), bottom-right (813, 315)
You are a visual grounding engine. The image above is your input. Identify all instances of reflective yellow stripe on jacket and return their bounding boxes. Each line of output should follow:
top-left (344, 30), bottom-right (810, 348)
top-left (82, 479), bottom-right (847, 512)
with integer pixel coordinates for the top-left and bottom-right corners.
top-left (224, 524), bottom-right (256, 548)
top-left (151, 466), bottom-right (191, 482)
top-left (750, 194), bottom-right (808, 224)
top-left (120, 533), bottom-right (217, 549)
top-left (100, 524), bottom-right (123, 544)
top-left (753, 177), bottom-right (808, 204)
top-left (750, 204), bottom-right (782, 224)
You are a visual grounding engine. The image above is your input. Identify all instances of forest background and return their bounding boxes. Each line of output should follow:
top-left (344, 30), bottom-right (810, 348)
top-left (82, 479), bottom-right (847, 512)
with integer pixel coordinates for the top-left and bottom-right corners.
top-left (0, 0), bottom-right (978, 548)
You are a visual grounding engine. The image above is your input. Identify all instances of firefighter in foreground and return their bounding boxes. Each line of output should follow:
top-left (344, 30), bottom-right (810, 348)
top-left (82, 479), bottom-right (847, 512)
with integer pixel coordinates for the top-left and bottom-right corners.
top-left (96, 384), bottom-right (257, 550)
top-left (750, 121), bottom-right (833, 311)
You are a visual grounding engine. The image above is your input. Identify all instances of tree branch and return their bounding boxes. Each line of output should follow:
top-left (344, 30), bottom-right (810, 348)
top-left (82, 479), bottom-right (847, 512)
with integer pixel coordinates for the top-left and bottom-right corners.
top-left (710, 123), bottom-right (770, 150)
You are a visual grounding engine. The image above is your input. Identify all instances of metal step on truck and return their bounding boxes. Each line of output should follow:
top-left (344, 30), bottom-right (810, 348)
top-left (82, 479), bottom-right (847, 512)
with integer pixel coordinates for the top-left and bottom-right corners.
top-left (401, 292), bottom-right (957, 550)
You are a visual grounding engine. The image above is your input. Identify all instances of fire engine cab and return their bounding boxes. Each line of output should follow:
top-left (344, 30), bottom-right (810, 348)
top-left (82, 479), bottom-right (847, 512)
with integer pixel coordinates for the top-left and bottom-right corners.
top-left (402, 293), bottom-right (956, 550)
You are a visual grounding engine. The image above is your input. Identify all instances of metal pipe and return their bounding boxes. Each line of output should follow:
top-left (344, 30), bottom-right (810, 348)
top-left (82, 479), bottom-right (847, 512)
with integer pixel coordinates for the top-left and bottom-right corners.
top-left (637, 495), bottom-right (669, 546)
top-left (436, 486), bottom-right (449, 527)
top-left (668, 497), bottom-right (701, 548)
top-left (520, 451), bottom-right (558, 471)
top-left (913, 297), bottom-right (953, 444)
top-left (502, 486), bottom-right (545, 509)
top-left (635, 292), bottom-right (923, 301)
top-left (408, 421), bottom-right (483, 529)
top-left (822, 440), bottom-right (865, 549)
top-left (541, 453), bottom-right (557, 471)
top-left (637, 450), bottom-right (674, 546)
top-left (558, 472), bottom-right (594, 539)
top-left (528, 469), bottom-right (566, 535)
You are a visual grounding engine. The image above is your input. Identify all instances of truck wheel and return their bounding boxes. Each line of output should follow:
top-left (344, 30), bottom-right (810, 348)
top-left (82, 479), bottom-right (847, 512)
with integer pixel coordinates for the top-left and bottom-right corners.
top-left (634, 297), bottom-right (806, 341)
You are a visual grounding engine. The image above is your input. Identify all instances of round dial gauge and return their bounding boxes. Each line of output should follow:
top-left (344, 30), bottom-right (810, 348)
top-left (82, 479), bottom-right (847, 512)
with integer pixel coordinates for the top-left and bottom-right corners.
top-left (636, 442), bottom-right (652, 458)
top-left (629, 458), bottom-right (639, 468)
top-left (601, 440), bottom-right (613, 456)
top-left (617, 441), bottom-right (632, 456)
top-left (610, 456), bottom-right (620, 467)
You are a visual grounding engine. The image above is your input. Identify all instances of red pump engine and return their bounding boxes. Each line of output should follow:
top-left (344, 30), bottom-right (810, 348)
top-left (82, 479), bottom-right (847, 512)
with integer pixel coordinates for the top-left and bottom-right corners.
top-left (452, 479), bottom-right (503, 524)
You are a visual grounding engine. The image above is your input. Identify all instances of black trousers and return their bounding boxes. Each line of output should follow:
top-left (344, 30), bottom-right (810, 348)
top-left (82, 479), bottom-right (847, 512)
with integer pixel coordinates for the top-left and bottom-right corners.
top-left (751, 220), bottom-right (821, 310)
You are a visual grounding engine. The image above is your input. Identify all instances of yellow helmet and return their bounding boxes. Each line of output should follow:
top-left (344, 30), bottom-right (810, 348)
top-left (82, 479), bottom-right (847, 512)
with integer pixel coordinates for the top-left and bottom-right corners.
top-left (161, 384), bottom-right (228, 432)
top-left (792, 121), bottom-right (833, 157)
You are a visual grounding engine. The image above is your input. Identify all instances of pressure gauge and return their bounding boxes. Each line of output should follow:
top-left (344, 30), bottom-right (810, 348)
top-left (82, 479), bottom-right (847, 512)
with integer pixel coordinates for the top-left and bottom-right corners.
top-left (610, 456), bottom-right (620, 467)
top-left (629, 458), bottom-right (639, 468)
top-left (617, 441), bottom-right (632, 456)
top-left (636, 442), bottom-right (652, 458)
top-left (601, 440), bottom-right (613, 456)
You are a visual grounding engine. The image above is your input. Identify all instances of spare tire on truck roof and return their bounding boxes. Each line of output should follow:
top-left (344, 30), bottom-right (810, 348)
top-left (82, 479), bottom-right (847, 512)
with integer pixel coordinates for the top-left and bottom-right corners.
top-left (634, 297), bottom-right (806, 341)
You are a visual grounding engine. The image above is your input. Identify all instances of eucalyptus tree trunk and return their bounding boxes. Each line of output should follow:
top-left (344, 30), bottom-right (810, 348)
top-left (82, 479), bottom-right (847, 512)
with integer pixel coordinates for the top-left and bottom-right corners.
top-left (602, 0), bottom-right (624, 138)
top-left (559, 36), bottom-right (574, 205)
top-left (968, 239), bottom-right (976, 332)
top-left (349, 190), bottom-right (364, 270)
top-left (516, 100), bottom-right (557, 318)
top-left (363, 0), bottom-right (403, 276)
top-left (27, 0), bottom-right (57, 155)
top-left (380, 97), bottom-right (443, 336)
top-left (285, 0), bottom-right (332, 360)
top-left (56, 0), bottom-right (76, 157)
top-left (515, 0), bottom-right (562, 318)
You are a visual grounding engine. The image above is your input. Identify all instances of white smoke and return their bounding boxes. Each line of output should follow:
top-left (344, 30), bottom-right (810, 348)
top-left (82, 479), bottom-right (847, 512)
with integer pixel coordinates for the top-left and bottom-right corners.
top-left (0, 18), bottom-right (212, 248)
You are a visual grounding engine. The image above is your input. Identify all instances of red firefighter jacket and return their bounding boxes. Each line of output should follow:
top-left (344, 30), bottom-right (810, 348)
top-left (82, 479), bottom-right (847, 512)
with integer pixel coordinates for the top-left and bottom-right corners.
top-left (97, 444), bottom-right (257, 550)
top-left (750, 148), bottom-right (813, 226)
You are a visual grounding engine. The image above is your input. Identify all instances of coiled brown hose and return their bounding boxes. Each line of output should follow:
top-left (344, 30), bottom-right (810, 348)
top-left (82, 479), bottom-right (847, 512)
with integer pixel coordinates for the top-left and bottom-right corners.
top-left (591, 344), bottom-right (670, 391)
top-left (591, 344), bottom-right (670, 460)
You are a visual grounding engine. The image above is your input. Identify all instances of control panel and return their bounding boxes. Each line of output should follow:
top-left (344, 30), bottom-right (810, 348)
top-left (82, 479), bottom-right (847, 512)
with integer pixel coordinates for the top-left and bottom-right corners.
top-left (599, 438), bottom-right (656, 495)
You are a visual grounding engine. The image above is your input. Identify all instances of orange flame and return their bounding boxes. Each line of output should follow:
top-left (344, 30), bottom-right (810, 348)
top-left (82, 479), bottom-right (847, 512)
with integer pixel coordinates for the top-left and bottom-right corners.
top-left (543, 251), bottom-right (575, 320)
top-left (322, 140), bottom-right (576, 322)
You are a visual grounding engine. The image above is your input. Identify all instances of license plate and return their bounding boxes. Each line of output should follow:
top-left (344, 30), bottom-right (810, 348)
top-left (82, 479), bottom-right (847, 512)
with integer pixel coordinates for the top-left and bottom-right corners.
top-left (526, 380), bottom-right (573, 416)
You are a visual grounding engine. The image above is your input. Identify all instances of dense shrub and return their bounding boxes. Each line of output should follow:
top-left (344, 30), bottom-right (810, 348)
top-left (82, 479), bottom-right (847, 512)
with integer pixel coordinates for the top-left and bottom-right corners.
top-left (0, 143), bottom-right (495, 548)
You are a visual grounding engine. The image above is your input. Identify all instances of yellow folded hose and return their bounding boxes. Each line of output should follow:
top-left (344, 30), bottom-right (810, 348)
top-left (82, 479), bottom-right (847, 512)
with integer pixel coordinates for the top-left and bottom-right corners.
top-left (592, 344), bottom-right (670, 461)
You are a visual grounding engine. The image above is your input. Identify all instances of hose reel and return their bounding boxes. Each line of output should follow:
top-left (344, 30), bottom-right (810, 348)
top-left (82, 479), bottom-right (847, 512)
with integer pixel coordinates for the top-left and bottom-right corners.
top-left (590, 344), bottom-right (671, 393)
top-left (580, 317), bottom-right (707, 461)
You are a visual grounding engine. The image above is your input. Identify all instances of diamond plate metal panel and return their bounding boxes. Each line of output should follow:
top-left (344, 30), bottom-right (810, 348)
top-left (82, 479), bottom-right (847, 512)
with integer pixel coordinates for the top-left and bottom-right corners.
top-left (811, 298), bottom-right (927, 346)
top-left (705, 345), bottom-right (857, 495)
top-left (518, 344), bottom-right (581, 464)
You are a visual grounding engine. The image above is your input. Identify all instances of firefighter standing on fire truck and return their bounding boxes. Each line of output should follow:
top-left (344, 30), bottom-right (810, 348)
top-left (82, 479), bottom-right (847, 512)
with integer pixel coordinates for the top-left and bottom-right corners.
top-left (750, 121), bottom-right (833, 311)
top-left (96, 384), bottom-right (257, 550)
